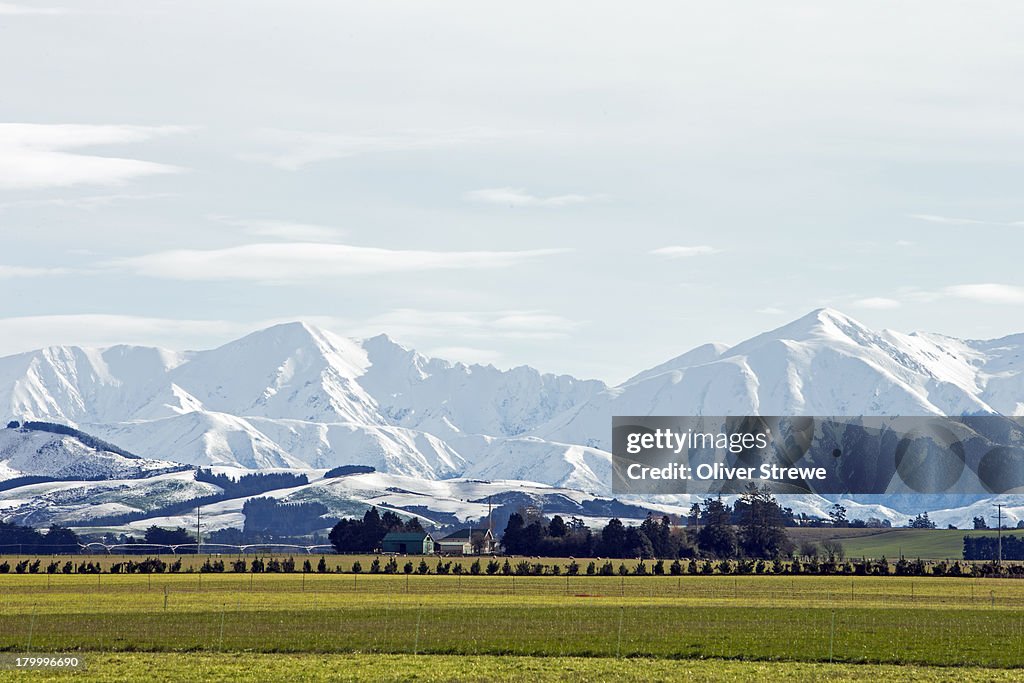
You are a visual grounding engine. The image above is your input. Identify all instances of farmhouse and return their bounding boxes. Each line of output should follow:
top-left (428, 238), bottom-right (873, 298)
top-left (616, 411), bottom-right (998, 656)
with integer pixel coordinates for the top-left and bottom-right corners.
top-left (436, 528), bottom-right (497, 555)
top-left (381, 531), bottom-right (435, 554)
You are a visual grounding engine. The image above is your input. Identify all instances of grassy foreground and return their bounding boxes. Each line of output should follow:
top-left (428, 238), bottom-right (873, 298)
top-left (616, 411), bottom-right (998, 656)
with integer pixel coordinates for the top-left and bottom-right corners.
top-left (1, 573), bottom-right (1024, 668)
top-left (13, 653), bottom-right (1024, 682)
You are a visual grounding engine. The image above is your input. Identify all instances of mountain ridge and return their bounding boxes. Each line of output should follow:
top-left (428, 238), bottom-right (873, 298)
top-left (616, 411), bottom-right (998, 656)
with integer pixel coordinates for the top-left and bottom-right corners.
top-left (1, 309), bottom-right (1022, 493)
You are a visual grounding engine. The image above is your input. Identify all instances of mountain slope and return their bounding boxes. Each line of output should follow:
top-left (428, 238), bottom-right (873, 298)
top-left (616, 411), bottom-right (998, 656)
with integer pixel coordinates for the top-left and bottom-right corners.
top-left (536, 309), bottom-right (1013, 450)
top-left (1, 309), bottom-right (1023, 502)
top-left (0, 424), bottom-right (184, 482)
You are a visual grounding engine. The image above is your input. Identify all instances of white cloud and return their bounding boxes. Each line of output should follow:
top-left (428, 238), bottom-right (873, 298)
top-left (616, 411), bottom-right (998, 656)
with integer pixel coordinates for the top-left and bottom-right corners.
top-left (0, 265), bottom-right (72, 278)
top-left (0, 124), bottom-right (186, 190)
top-left (852, 297), bottom-right (901, 310)
top-left (0, 314), bottom-right (245, 357)
top-left (0, 3), bottom-right (70, 14)
top-left (208, 215), bottom-right (346, 242)
top-left (243, 127), bottom-right (515, 170)
top-left (756, 307), bottom-right (786, 315)
top-left (103, 242), bottom-right (568, 281)
top-left (464, 187), bottom-right (598, 207)
top-left (650, 245), bottom-right (721, 258)
top-left (0, 193), bottom-right (174, 211)
top-left (910, 214), bottom-right (1024, 227)
top-left (945, 283), bottom-right (1024, 304)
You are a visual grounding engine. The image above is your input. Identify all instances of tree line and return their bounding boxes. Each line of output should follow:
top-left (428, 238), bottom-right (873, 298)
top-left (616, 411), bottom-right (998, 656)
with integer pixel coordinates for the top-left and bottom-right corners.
top-left (0, 521), bottom-right (80, 553)
top-left (963, 534), bottom-right (1024, 560)
top-left (503, 484), bottom-right (796, 560)
top-left (328, 507), bottom-right (424, 552)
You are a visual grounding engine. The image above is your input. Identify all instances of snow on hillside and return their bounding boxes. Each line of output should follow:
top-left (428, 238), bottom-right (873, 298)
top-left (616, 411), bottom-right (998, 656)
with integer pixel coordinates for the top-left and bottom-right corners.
top-left (0, 426), bottom-right (183, 483)
top-left (1, 309), bottom-right (1024, 527)
top-left (0, 470), bottom-right (221, 527)
top-left (0, 321), bottom-right (607, 480)
top-left (534, 309), bottom-right (1015, 450)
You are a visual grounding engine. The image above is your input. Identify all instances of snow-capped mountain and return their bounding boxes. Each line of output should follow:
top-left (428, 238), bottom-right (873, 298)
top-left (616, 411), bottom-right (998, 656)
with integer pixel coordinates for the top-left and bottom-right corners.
top-left (1, 308), bottom-right (1023, 527)
top-left (0, 321), bottom-right (607, 486)
top-left (1, 309), bottom-right (1022, 496)
top-left (0, 424), bottom-right (184, 483)
top-left (535, 308), bottom-right (1024, 450)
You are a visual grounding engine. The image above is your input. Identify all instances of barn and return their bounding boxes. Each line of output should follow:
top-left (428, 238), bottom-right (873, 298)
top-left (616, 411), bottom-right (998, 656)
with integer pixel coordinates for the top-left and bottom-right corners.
top-left (381, 531), bottom-right (435, 555)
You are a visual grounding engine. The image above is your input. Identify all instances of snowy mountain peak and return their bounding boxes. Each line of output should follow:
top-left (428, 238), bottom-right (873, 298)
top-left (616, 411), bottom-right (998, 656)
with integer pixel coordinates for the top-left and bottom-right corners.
top-left (2, 310), bottom-right (1024, 493)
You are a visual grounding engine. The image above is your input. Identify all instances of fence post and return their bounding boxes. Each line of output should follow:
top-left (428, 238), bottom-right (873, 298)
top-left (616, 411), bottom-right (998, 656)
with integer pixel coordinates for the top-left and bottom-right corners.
top-left (616, 605), bottom-right (624, 658)
top-left (26, 604), bottom-right (37, 653)
top-left (829, 609), bottom-right (836, 662)
top-left (414, 603), bottom-right (423, 655)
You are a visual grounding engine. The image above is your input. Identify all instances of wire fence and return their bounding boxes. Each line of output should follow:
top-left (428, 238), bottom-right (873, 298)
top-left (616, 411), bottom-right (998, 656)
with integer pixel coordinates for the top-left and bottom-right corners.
top-left (0, 573), bottom-right (1023, 667)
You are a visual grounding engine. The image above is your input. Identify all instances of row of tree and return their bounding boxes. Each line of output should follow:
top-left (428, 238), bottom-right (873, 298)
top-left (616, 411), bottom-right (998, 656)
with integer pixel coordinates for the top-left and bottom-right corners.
top-left (502, 484), bottom-right (796, 560)
top-left (963, 534), bottom-right (1024, 560)
top-left (242, 497), bottom-right (331, 536)
top-left (194, 469), bottom-right (308, 497)
top-left (328, 507), bottom-right (424, 552)
top-left (0, 521), bottom-right (80, 553)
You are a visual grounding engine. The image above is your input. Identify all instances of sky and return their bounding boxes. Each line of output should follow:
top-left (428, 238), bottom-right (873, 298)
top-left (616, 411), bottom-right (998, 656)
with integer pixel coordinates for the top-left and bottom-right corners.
top-left (1, 0), bottom-right (1023, 383)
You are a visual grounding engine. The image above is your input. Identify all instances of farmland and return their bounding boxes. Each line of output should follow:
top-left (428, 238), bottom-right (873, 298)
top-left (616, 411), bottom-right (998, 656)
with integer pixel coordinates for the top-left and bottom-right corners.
top-left (818, 529), bottom-right (1005, 561)
top-left (1, 569), bottom-right (1024, 679)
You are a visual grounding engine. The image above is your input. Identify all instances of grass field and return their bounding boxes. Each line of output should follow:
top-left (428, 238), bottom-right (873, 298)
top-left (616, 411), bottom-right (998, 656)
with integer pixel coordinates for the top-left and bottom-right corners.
top-left (776, 528), bottom-right (1013, 561)
top-left (14, 653), bottom-right (1024, 682)
top-left (2, 570), bottom-right (1024, 678)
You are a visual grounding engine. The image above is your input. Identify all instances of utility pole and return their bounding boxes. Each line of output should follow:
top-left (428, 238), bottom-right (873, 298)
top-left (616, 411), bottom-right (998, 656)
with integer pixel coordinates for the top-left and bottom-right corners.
top-left (197, 505), bottom-right (202, 556)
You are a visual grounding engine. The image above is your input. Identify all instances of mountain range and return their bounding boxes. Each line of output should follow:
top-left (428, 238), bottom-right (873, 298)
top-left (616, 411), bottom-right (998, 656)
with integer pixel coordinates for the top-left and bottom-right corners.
top-left (2, 307), bottom-right (1023, 529)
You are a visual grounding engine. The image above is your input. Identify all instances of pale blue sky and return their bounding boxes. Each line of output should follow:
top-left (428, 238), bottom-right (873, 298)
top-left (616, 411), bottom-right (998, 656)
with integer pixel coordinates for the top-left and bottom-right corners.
top-left (1, 0), bottom-right (1023, 382)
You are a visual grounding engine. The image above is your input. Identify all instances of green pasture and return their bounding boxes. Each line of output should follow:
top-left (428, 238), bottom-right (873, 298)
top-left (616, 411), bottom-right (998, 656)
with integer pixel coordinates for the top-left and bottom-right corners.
top-left (0, 573), bottom-right (1023, 670)
top-left (14, 653), bottom-right (1024, 682)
